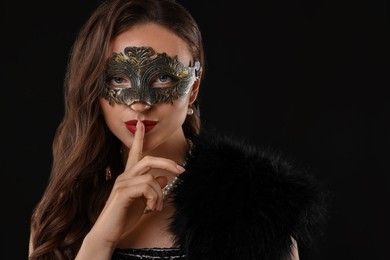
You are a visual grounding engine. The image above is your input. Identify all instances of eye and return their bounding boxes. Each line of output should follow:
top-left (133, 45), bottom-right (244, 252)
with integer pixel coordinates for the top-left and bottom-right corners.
top-left (150, 74), bottom-right (177, 87)
top-left (106, 75), bottom-right (131, 88)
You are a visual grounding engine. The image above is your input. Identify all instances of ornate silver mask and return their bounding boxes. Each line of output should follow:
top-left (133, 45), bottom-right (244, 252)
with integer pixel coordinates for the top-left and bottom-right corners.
top-left (102, 46), bottom-right (200, 106)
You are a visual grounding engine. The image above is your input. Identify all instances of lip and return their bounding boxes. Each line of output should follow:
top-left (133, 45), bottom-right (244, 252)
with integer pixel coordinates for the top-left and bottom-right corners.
top-left (125, 120), bottom-right (158, 134)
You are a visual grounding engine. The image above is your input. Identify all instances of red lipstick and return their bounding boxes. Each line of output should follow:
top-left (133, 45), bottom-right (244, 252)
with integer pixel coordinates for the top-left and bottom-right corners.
top-left (125, 120), bottom-right (157, 134)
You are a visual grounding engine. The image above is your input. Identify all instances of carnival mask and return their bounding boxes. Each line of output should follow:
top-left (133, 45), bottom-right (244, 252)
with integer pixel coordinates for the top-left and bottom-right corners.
top-left (102, 46), bottom-right (200, 106)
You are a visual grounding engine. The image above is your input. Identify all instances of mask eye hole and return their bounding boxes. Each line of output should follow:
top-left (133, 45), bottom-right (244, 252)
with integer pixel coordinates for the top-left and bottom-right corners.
top-left (150, 74), bottom-right (178, 88)
top-left (106, 74), bottom-right (131, 88)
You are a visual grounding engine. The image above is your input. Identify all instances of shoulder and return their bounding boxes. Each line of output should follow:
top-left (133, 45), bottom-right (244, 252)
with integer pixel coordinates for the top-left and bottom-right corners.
top-left (171, 130), bottom-right (328, 259)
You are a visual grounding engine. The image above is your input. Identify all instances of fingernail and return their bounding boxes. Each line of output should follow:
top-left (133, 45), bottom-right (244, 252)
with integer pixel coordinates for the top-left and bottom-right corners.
top-left (176, 164), bottom-right (185, 172)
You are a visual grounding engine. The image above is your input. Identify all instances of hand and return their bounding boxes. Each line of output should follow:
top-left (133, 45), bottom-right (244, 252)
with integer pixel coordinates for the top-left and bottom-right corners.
top-left (81, 121), bottom-right (185, 251)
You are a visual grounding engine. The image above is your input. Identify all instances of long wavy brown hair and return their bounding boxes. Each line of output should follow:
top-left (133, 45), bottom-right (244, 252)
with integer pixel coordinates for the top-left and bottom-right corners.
top-left (29, 0), bottom-right (205, 259)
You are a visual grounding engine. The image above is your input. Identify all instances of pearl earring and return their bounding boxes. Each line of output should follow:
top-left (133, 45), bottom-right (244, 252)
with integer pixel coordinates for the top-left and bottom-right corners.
top-left (187, 107), bottom-right (194, 115)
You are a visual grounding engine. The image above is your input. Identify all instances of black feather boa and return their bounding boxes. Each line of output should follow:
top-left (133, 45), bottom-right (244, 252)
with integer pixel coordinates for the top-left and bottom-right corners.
top-left (170, 131), bottom-right (327, 260)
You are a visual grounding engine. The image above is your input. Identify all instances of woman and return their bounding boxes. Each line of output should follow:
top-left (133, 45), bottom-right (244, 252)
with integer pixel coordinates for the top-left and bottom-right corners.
top-left (29, 0), bottom-right (326, 259)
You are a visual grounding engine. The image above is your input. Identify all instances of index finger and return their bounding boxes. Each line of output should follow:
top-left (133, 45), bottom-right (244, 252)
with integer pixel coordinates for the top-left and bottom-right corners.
top-left (125, 120), bottom-right (145, 170)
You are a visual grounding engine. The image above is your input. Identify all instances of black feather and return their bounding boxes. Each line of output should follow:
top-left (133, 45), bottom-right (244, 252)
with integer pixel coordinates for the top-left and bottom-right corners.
top-left (170, 131), bottom-right (328, 260)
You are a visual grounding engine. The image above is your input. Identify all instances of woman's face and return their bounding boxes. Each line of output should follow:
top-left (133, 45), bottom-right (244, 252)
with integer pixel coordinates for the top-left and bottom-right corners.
top-left (99, 23), bottom-right (199, 152)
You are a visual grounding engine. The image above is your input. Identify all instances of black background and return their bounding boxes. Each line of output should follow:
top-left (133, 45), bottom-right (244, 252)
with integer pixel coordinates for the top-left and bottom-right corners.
top-left (2, 0), bottom-right (389, 259)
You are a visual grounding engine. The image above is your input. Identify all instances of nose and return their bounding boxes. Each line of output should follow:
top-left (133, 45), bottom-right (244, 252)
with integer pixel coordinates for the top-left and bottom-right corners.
top-left (128, 101), bottom-right (151, 112)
